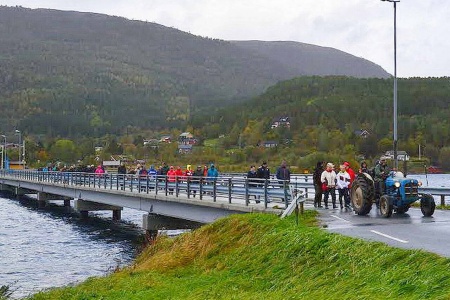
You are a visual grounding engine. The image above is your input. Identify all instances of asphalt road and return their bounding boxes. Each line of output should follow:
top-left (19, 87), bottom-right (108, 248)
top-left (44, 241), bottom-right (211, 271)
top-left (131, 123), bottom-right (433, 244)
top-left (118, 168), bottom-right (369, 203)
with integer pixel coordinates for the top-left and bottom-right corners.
top-left (317, 205), bottom-right (450, 257)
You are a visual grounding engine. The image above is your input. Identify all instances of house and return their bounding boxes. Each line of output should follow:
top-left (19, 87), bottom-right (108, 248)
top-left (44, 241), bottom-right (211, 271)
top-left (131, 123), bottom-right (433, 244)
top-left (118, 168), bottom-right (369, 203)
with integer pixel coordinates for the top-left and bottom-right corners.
top-left (143, 139), bottom-right (159, 148)
top-left (354, 129), bottom-right (370, 138)
top-left (159, 135), bottom-right (172, 143)
top-left (271, 116), bottom-right (291, 129)
top-left (178, 144), bottom-right (193, 154)
top-left (384, 150), bottom-right (410, 161)
top-left (178, 132), bottom-right (197, 145)
top-left (262, 141), bottom-right (278, 148)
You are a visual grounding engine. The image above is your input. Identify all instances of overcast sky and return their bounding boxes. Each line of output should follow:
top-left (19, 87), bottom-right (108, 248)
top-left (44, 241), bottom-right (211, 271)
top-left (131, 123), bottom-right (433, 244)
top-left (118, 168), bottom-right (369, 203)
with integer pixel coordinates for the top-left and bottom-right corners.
top-left (2, 0), bottom-right (449, 77)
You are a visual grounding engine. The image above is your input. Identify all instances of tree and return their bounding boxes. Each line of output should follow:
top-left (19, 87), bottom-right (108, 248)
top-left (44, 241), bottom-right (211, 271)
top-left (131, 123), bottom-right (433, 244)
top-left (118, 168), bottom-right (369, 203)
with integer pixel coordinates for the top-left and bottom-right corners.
top-left (438, 147), bottom-right (450, 171)
top-left (49, 139), bottom-right (79, 163)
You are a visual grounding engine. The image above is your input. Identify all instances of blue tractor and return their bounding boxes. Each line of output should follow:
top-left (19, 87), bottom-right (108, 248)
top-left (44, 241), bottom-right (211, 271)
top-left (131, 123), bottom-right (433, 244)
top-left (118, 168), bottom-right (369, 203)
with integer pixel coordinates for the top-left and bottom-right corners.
top-left (350, 171), bottom-right (436, 218)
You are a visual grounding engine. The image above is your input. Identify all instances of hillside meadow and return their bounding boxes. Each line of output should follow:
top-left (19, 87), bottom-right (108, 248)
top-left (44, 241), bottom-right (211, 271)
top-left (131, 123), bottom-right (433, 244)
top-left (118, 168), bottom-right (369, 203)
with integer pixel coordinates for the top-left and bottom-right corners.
top-left (28, 212), bottom-right (450, 300)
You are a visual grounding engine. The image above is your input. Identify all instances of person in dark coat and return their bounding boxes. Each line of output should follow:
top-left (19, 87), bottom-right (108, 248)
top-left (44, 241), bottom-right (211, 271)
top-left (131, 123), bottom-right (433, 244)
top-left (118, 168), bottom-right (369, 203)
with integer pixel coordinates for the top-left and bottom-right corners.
top-left (276, 160), bottom-right (291, 187)
top-left (191, 165), bottom-right (204, 197)
top-left (313, 161), bottom-right (324, 208)
top-left (247, 165), bottom-right (259, 202)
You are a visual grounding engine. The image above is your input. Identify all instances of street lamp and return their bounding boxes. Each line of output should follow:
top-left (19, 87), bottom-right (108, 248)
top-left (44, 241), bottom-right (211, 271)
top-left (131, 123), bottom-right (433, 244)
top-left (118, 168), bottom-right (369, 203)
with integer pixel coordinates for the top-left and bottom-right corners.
top-left (15, 129), bottom-right (21, 166)
top-left (381, 0), bottom-right (400, 170)
top-left (1, 135), bottom-right (5, 169)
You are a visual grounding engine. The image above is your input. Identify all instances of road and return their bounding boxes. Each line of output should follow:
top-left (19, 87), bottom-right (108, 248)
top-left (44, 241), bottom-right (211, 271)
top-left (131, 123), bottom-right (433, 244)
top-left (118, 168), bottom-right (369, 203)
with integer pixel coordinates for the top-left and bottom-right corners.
top-left (317, 205), bottom-right (450, 257)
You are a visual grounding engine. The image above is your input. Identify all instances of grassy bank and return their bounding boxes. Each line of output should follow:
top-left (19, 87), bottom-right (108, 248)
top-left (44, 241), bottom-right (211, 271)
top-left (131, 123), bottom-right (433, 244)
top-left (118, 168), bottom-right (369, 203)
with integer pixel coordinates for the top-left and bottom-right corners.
top-left (29, 212), bottom-right (450, 300)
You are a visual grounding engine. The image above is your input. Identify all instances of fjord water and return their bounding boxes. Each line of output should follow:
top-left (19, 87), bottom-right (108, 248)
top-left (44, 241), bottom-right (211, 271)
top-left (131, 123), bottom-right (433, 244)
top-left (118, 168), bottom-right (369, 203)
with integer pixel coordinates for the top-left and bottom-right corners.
top-left (0, 195), bottom-right (145, 299)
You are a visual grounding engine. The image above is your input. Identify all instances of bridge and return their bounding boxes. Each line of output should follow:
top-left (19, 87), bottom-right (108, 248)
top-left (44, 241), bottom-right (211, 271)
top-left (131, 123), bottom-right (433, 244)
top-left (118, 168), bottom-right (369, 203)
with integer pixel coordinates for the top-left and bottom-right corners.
top-left (0, 170), bottom-right (305, 234)
top-left (1, 170), bottom-right (448, 234)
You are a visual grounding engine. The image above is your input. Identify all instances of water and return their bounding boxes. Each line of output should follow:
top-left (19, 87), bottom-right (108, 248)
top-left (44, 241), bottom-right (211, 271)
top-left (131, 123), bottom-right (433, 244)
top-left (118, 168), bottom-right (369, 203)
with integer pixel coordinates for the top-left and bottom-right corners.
top-left (0, 194), bottom-right (146, 299)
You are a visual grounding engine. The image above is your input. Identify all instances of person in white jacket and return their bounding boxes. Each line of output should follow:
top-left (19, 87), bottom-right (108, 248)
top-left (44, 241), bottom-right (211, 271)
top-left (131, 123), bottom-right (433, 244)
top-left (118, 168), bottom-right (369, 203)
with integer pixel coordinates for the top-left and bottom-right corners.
top-left (336, 164), bottom-right (351, 209)
top-left (320, 163), bottom-right (337, 209)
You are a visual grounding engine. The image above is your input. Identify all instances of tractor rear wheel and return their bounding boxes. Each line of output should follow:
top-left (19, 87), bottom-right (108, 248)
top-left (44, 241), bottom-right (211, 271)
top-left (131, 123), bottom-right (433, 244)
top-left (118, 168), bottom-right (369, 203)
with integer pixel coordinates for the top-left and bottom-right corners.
top-left (421, 194), bottom-right (436, 217)
top-left (350, 174), bottom-right (374, 215)
top-left (379, 195), bottom-right (393, 218)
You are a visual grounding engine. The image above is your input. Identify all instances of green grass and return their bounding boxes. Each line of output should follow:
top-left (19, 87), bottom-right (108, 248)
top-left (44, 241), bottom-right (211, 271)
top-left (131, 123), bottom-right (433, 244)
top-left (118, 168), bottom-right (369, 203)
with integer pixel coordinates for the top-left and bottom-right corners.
top-left (28, 212), bottom-right (450, 300)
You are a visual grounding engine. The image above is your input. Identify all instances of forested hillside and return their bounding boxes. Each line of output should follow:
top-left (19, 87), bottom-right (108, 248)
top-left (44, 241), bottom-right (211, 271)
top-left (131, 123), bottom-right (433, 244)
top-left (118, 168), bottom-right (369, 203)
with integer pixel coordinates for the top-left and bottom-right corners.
top-left (0, 6), bottom-right (389, 138)
top-left (193, 76), bottom-right (450, 166)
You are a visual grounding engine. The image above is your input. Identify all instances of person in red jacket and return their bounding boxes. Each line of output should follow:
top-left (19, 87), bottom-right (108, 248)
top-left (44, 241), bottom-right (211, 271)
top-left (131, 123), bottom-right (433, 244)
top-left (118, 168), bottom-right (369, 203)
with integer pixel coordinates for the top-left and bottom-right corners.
top-left (166, 166), bottom-right (177, 194)
top-left (343, 161), bottom-right (355, 188)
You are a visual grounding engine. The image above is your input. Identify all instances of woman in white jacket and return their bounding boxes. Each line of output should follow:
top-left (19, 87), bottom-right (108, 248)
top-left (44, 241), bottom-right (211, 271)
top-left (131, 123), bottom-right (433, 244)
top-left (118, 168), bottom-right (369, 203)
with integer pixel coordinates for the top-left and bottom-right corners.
top-left (336, 164), bottom-right (351, 209)
top-left (320, 163), bottom-right (337, 209)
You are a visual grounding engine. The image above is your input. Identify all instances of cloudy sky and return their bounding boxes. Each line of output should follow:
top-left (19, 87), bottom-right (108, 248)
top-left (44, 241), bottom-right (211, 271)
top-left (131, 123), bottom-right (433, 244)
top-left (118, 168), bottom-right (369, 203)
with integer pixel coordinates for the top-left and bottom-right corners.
top-left (2, 0), bottom-right (449, 77)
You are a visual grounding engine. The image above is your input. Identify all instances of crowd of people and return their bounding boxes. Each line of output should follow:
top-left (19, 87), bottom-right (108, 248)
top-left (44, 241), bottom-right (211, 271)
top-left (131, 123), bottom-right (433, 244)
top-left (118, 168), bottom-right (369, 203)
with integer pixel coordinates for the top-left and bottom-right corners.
top-left (312, 157), bottom-right (392, 209)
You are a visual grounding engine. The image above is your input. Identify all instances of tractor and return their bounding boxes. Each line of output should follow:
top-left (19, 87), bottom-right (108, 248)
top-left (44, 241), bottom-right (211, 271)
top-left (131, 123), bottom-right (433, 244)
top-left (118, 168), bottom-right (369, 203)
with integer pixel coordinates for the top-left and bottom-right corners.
top-left (350, 170), bottom-right (435, 218)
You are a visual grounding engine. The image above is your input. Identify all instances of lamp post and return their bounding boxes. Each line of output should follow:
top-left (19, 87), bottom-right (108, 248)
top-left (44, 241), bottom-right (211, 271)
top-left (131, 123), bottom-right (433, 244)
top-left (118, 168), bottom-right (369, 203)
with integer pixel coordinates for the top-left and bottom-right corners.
top-left (15, 130), bottom-right (21, 167)
top-left (381, 0), bottom-right (400, 170)
top-left (1, 135), bottom-right (5, 169)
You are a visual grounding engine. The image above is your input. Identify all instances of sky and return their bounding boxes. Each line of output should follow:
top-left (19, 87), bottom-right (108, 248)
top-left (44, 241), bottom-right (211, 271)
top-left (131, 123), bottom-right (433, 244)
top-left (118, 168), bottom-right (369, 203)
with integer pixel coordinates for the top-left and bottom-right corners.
top-left (1, 0), bottom-right (449, 78)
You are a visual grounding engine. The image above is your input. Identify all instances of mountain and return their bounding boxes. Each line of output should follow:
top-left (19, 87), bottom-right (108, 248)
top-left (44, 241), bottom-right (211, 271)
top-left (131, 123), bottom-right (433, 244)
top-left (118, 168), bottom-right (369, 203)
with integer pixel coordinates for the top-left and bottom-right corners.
top-left (0, 6), bottom-right (389, 138)
top-left (231, 40), bottom-right (390, 78)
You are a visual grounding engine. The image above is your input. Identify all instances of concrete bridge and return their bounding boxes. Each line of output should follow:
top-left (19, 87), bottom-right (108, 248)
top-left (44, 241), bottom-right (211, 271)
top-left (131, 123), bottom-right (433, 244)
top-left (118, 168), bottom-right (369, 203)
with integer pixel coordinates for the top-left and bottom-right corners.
top-left (0, 170), bottom-right (305, 234)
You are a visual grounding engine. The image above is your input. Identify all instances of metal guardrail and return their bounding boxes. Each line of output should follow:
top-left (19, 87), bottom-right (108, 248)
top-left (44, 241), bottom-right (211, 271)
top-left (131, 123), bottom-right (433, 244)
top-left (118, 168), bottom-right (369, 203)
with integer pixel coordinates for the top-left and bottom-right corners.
top-left (0, 170), bottom-right (304, 209)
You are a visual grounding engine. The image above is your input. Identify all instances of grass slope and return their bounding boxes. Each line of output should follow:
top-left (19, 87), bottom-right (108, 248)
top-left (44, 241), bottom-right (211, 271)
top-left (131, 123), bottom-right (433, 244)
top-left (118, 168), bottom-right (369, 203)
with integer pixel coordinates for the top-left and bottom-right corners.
top-left (29, 212), bottom-right (450, 299)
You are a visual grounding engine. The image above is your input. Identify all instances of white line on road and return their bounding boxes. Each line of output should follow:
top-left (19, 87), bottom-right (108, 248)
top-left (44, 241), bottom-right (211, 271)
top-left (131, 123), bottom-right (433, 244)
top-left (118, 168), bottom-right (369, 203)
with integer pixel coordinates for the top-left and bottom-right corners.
top-left (370, 230), bottom-right (409, 244)
top-left (330, 215), bottom-right (351, 222)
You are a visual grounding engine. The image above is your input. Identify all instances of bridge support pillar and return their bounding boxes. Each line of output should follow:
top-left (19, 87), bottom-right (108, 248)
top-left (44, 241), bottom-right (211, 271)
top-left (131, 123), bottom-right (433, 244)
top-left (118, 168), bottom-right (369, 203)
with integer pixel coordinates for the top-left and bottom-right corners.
top-left (37, 192), bottom-right (73, 208)
top-left (142, 213), bottom-right (202, 238)
top-left (74, 199), bottom-right (123, 220)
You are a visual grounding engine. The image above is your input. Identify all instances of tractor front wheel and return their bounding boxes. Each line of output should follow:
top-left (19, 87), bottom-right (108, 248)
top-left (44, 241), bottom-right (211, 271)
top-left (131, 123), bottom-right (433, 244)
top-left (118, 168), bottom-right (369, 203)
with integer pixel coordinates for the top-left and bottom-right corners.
top-left (350, 175), bottom-right (374, 215)
top-left (379, 195), bottom-right (393, 218)
top-left (421, 194), bottom-right (436, 217)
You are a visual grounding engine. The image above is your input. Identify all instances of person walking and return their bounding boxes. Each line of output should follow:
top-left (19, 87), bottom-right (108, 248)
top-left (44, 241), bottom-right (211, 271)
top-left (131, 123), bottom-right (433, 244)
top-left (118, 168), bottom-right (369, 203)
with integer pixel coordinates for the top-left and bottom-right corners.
top-left (256, 161), bottom-right (270, 201)
top-left (321, 163), bottom-right (337, 209)
top-left (247, 165), bottom-right (259, 202)
top-left (343, 161), bottom-right (355, 188)
top-left (117, 163), bottom-right (127, 175)
top-left (192, 165), bottom-right (204, 197)
top-left (313, 161), bottom-right (324, 208)
top-left (166, 166), bottom-right (177, 195)
top-left (276, 160), bottom-right (291, 187)
top-left (336, 164), bottom-right (351, 209)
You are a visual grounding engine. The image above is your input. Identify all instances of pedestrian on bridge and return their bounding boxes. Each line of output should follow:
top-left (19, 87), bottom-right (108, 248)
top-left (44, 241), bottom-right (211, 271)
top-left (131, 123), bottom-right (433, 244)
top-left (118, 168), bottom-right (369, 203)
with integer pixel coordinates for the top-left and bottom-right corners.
top-left (257, 161), bottom-right (270, 183)
top-left (276, 160), bottom-right (291, 188)
top-left (191, 165), bottom-right (204, 197)
top-left (247, 165), bottom-right (259, 202)
top-left (313, 161), bottom-right (324, 208)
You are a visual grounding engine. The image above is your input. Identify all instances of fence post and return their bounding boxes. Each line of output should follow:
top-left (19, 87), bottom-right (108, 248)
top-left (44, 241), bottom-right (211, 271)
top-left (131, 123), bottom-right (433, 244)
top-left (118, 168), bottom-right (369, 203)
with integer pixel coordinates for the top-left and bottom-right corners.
top-left (228, 178), bottom-right (232, 204)
top-left (264, 179), bottom-right (268, 209)
top-left (165, 177), bottom-right (168, 196)
top-left (441, 195), bottom-right (445, 207)
top-left (284, 180), bottom-right (289, 208)
top-left (213, 179), bottom-right (217, 202)
top-left (187, 177), bottom-right (191, 199)
top-left (200, 179), bottom-right (203, 200)
top-left (245, 178), bottom-right (249, 206)
top-left (176, 177), bottom-right (179, 197)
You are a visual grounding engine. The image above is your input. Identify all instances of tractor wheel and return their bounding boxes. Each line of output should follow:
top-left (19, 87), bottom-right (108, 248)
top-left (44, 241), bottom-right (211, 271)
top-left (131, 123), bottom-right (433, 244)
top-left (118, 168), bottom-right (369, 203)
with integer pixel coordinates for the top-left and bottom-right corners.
top-left (396, 205), bottom-right (410, 214)
top-left (379, 195), bottom-right (393, 218)
top-left (421, 194), bottom-right (436, 217)
top-left (350, 174), bottom-right (374, 215)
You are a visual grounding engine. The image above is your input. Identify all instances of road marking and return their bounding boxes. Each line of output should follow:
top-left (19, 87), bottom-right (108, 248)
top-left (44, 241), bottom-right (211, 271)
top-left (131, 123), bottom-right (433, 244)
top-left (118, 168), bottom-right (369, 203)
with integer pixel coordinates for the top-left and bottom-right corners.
top-left (330, 215), bottom-right (351, 222)
top-left (370, 230), bottom-right (409, 244)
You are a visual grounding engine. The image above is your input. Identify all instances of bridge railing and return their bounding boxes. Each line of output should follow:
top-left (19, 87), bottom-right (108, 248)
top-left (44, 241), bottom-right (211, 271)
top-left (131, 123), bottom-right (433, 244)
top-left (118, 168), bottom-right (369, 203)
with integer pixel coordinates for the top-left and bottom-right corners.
top-left (0, 170), bottom-right (304, 209)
